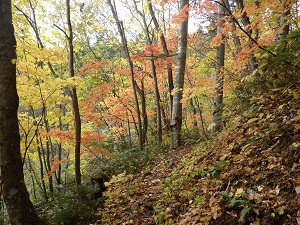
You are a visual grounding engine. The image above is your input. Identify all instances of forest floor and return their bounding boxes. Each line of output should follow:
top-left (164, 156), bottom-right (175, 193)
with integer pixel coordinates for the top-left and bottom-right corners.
top-left (95, 88), bottom-right (300, 225)
top-left (95, 146), bottom-right (193, 225)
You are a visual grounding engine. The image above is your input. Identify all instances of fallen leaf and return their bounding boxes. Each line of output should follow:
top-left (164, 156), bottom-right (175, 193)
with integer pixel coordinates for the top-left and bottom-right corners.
top-left (297, 210), bottom-right (300, 224)
top-left (291, 163), bottom-right (300, 171)
top-left (257, 185), bottom-right (264, 192)
top-left (235, 188), bottom-right (244, 196)
top-left (275, 185), bottom-right (280, 195)
top-left (292, 142), bottom-right (300, 148)
top-left (250, 220), bottom-right (260, 225)
top-left (247, 118), bottom-right (260, 123)
top-left (292, 116), bottom-right (300, 121)
top-left (295, 186), bottom-right (300, 194)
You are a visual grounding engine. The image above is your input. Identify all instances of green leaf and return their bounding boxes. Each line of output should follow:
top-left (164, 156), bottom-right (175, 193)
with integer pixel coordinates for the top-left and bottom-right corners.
top-left (228, 198), bottom-right (249, 207)
top-left (240, 207), bottom-right (251, 220)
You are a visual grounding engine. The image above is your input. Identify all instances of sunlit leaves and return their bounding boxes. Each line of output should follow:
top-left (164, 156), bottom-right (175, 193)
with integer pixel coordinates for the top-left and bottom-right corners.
top-left (42, 156), bottom-right (68, 180)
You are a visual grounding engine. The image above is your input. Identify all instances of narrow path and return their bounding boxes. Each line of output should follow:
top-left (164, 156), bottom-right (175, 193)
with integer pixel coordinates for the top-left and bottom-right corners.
top-left (123, 146), bottom-right (192, 225)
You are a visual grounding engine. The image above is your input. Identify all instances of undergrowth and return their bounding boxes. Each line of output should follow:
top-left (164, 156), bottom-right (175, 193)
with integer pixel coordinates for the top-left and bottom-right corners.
top-left (95, 30), bottom-right (300, 225)
top-left (152, 30), bottom-right (300, 225)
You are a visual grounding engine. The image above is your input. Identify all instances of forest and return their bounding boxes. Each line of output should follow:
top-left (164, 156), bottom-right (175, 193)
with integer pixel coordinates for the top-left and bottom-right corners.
top-left (0, 0), bottom-right (300, 224)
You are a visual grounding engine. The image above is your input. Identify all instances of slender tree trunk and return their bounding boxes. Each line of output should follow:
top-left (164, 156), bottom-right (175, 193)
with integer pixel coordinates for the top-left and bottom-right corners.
top-left (133, 1), bottom-right (162, 146)
top-left (212, 2), bottom-right (226, 134)
top-left (27, 157), bottom-right (43, 198)
top-left (194, 97), bottom-right (209, 139)
top-left (36, 136), bottom-right (49, 202)
top-left (0, 1), bottom-right (43, 224)
top-left (134, 79), bottom-right (148, 146)
top-left (39, 105), bottom-right (54, 194)
top-left (140, 81), bottom-right (148, 145)
top-left (56, 115), bottom-right (63, 186)
top-left (170, 0), bottom-right (189, 148)
top-left (66, 0), bottom-right (82, 186)
top-left (148, 1), bottom-right (174, 114)
top-left (126, 114), bottom-right (132, 148)
top-left (30, 107), bottom-right (50, 201)
top-left (151, 57), bottom-right (163, 146)
top-left (190, 99), bottom-right (197, 127)
top-left (107, 0), bottom-right (144, 150)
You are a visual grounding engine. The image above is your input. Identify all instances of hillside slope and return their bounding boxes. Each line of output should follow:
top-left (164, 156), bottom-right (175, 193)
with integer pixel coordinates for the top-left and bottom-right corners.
top-left (94, 84), bottom-right (300, 225)
top-left (95, 33), bottom-right (300, 225)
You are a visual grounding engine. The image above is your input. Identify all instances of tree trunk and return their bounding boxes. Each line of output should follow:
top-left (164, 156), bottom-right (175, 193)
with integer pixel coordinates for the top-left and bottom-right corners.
top-left (212, 2), bottom-right (226, 134)
top-left (274, 0), bottom-right (290, 43)
top-left (41, 106), bottom-right (54, 194)
top-left (148, 1), bottom-right (174, 114)
top-left (0, 1), bottom-right (43, 224)
top-left (66, 0), bottom-right (82, 186)
top-left (107, 0), bottom-right (144, 151)
top-left (170, 0), bottom-right (189, 148)
top-left (140, 81), bottom-right (148, 146)
top-left (233, 0), bottom-right (258, 73)
top-left (194, 97), bottom-right (209, 139)
top-left (56, 116), bottom-right (63, 186)
top-left (29, 110), bottom-right (48, 202)
top-left (133, 1), bottom-right (162, 146)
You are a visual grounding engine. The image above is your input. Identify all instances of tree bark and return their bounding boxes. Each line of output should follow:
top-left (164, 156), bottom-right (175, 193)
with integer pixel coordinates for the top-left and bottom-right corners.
top-left (170, 0), bottom-right (189, 148)
top-left (212, 1), bottom-right (226, 134)
top-left (66, 0), bottom-right (82, 186)
top-left (233, 0), bottom-right (258, 73)
top-left (274, 0), bottom-right (290, 43)
top-left (0, 0), bottom-right (44, 224)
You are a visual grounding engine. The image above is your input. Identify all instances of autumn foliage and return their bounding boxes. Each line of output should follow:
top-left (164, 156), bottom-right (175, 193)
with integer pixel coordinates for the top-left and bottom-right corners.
top-left (8, 0), bottom-right (300, 224)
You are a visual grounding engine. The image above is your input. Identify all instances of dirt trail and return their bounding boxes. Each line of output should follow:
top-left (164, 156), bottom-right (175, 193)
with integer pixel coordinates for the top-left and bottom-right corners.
top-left (123, 146), bottom-right (192, 225)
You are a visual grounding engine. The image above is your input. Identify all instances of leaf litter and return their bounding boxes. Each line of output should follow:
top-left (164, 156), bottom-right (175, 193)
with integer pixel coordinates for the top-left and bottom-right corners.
top-left (95, 88), bottom-right (300, 225)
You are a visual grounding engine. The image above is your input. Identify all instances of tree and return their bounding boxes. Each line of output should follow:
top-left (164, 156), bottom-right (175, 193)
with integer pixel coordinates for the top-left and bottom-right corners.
top-left (233, 0), bottom-right (259, 74)
top-left (133, 0), bottom-right (163, 146)
top-left (170, 0), bottom-right (189, 148)
top-left (0, 0), bottom-right (43, 224)
top-left (66, 0), bottom-right (82, 186)
top-left (148, 0), bottom-right (174, 114)
top-left (107, 0), bottom-right (145, 151)
top-left (212, 1), bottom-right (226, 134)
top-left (274, 0), bottom-right (290, 43)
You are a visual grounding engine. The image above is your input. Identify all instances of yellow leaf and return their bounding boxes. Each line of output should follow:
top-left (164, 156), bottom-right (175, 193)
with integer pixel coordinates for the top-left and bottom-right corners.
top-left (232, 155), bottom-right (243, 162)
top-left (11, 58), bottom-right (17, 64)
top-left (292, 116), bottom-right (300, 121)
top-left (250, 220), bottom-right (260, 225)
top-left (257, 185), bottom-right (264, 192)
top-left (247, 118), bottom-right (260, 123)
top-left (220, 154), bottom-right (228, 161)
top-left (227, 142), bottom-right (235, 151)
top-left (235, 188), bottom-right (244, 196)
